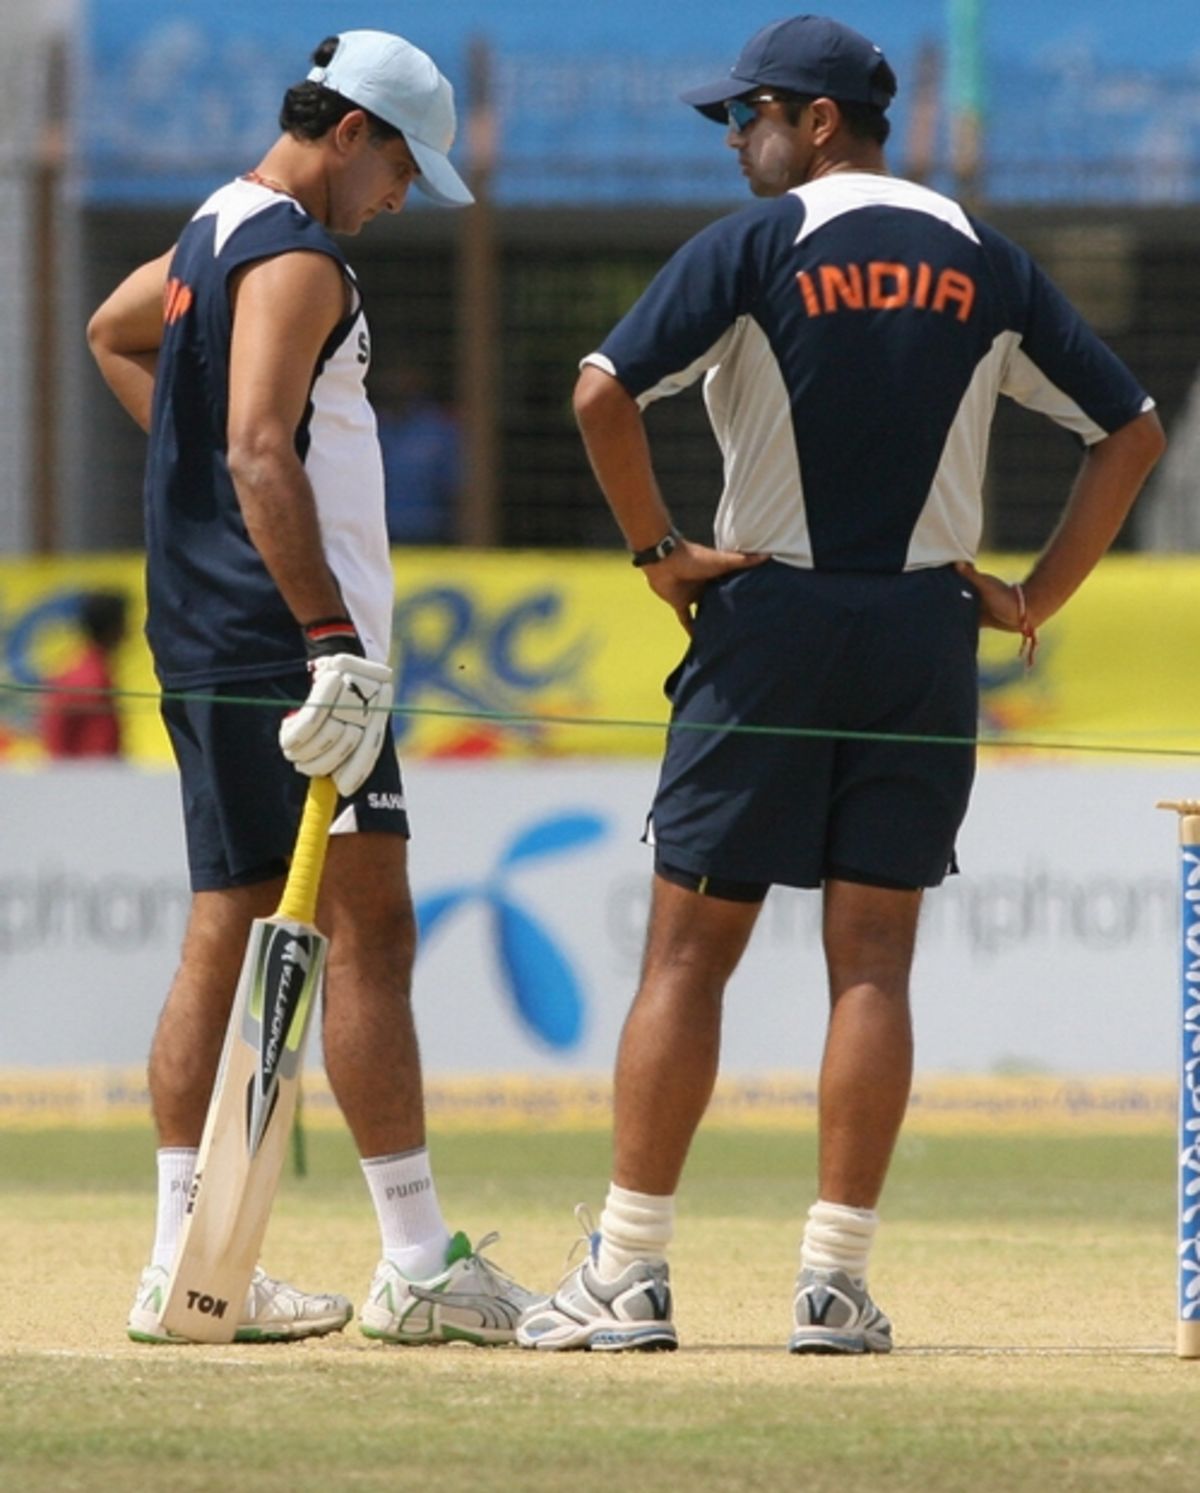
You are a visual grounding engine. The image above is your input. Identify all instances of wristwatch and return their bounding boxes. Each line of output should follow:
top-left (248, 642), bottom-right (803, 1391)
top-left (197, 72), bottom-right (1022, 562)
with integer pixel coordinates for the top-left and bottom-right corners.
top-left (631, 529), bottom-right (680, 567)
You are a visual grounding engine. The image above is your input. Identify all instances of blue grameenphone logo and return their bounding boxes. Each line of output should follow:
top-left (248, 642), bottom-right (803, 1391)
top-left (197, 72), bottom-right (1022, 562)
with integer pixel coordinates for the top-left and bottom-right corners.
top-left (414, 811), bottom-right (609, 1051)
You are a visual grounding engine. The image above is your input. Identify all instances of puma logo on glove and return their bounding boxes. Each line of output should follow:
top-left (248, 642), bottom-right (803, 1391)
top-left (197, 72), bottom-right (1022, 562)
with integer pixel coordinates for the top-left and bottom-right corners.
top-left (279, 618), bottom-right (394, 796)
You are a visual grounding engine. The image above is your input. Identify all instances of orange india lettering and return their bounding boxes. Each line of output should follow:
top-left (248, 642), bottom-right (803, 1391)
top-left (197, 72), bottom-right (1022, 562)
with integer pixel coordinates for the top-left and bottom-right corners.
top-left (819, 264), bottom-right (864, 310)
top-left (931, 268), bottom-right (975, 322)
top-left (868, 262), bottom-right (910, 308)
top-left (796, 262), bottom-right (975, 322)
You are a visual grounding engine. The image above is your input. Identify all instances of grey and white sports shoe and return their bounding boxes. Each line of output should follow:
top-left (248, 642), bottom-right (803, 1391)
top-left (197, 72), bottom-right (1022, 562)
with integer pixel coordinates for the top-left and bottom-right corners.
top-left (788, 1266), bottom-right (893, 1354)
top-left (127, 1264), bottom-right (352, 1344)
top-left (516, 1207), bottom-right (677, 1352)
top-left (360, 1231), bottom-right (541, 1346)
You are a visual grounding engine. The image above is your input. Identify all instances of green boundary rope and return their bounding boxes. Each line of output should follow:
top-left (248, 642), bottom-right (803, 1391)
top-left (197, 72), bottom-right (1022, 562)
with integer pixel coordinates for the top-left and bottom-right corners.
top-left (5, 677), bottom-right (1200, 760)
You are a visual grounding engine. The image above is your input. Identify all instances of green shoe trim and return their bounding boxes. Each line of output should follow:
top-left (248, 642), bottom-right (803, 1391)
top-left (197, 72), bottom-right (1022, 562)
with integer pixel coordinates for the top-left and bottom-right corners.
top-left (444, 1231), bottom-right (473, 1266)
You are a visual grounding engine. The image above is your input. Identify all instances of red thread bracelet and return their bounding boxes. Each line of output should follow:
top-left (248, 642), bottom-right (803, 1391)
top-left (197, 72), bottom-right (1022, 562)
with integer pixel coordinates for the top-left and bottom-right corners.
top-left (1013, 582), bottom-right (1038, 668)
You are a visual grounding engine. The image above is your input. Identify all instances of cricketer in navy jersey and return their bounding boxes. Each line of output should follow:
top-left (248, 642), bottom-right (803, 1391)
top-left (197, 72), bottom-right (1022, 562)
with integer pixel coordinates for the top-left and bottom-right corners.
top-left (89, 32), bottom-right (540, 1349)
top-left (145, 177), bottom-right (393, 689)
top-left (583, 167), bottom-right (1156, 894)
top-left (520, 14), bottom-right (1166, 1358)
top-left (586, 172), bottom-right (1153, 574)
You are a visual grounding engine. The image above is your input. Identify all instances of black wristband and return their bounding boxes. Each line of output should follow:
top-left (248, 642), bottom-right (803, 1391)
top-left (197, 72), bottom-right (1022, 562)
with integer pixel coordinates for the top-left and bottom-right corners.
top-left (631, 530), bottom-right (680, 568)
top-left (302, 616), bottom-right (364, 659)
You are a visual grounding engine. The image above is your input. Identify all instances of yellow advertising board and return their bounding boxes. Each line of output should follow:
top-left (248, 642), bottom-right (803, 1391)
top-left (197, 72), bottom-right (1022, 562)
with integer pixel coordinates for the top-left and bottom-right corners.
top-left (0, 1068), bottom-right (1176, 1134)
top-left (973, 554), bottom-right (1200, 760)
top-left (1, 550), bottom-right (1198, 765)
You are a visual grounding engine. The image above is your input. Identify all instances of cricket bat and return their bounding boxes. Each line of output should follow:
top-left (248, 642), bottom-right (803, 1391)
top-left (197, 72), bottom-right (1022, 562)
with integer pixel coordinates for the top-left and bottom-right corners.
top-left (160, 775), bottom-right (338, 1343)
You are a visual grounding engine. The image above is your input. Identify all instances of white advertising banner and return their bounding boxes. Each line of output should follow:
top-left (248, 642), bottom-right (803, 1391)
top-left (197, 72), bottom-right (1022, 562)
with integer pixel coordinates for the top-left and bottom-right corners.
top-left (0, 761), bottom-right (1193, 1075)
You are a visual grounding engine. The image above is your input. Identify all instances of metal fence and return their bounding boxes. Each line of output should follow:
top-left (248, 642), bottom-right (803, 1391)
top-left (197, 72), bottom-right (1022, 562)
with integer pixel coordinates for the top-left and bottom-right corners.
top-left (1, 7), bottom-right (1196, 556)
top-left (73, 192), bottom-right (1200, 556)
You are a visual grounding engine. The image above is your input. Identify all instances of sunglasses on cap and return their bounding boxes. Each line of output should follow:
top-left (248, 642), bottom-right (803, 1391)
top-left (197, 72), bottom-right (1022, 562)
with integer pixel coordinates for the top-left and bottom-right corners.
top-left (725, 93), bottom-right (789, 130)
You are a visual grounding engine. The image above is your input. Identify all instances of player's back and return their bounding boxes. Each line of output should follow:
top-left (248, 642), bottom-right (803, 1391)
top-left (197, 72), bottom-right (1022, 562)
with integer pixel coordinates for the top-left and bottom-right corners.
top-left (594, 172), bottom-right (1146, 573)
top-left (730, 173), bottom-right (1012, 570)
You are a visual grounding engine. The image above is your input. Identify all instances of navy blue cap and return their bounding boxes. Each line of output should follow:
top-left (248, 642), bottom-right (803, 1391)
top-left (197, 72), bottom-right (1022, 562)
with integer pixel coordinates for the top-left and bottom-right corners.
top-left (680, 15), bottom-right (895, 122)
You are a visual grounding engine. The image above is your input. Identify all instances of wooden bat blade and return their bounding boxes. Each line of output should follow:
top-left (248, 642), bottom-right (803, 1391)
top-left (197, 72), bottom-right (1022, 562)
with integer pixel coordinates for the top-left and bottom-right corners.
top-left (159, 912), bottom-right (326, 1342)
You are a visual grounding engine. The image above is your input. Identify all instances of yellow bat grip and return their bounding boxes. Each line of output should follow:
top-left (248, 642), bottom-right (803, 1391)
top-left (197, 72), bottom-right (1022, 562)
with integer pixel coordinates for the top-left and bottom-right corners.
top-left (276, 776), bottom-right (338, 925)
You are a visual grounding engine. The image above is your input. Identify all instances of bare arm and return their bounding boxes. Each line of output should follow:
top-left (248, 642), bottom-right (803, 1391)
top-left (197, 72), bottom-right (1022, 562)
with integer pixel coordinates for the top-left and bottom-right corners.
top-left (86, 250), bottom-right (174, 432)
top-left (573, 364), bottom-right (763, 634)
top-left (225, 251), bottom-right (351, 629)
top-left (959, 409), bottom-right (1166, 633)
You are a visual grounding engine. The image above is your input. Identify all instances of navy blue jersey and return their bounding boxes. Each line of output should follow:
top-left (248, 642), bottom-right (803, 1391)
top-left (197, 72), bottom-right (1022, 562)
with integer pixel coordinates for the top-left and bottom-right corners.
top-left (143, 178), bottom-right (393, 688)
top-left (587, 173), bottom-right (1153, 572)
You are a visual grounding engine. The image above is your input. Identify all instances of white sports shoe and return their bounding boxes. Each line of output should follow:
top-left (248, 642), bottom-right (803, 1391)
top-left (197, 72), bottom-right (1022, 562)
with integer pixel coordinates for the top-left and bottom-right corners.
top-left (788, 1267), bottom-right (893, 1354)
top-left (360, 1231), bottom-right (542, 1345)
top-left (516, 1207), bottom-right (678, 1352)
top-left (127, 1264), bottom-right (353, 1344)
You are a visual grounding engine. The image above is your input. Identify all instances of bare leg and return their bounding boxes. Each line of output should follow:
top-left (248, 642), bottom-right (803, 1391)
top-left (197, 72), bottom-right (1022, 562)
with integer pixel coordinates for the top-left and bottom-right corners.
top-left (149, 880), bottom-right (281, 1146)
top-left (612, 875), bottom-right (761, 1195)
top-left (817, 878), bottom-right (922, 1208)
top-left (318, 832), bottom-right (423, 1158)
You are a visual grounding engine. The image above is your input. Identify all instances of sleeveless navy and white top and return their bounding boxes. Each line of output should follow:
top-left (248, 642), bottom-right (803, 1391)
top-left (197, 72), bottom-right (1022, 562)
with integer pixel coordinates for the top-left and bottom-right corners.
top-left (143, 178), bottom-right (392, 686)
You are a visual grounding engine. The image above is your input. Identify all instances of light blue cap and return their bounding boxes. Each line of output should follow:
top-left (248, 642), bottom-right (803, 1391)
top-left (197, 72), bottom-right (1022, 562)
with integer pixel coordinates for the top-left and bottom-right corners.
top-left (308, 30), bottom-right (474, 207)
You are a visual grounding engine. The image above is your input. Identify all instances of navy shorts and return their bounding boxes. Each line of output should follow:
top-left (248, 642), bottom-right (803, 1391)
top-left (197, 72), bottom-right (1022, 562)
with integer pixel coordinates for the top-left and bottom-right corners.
top-left (647, 561), bottom-right (979, 892)
top-left (161, 671), bottom-right (410, 892)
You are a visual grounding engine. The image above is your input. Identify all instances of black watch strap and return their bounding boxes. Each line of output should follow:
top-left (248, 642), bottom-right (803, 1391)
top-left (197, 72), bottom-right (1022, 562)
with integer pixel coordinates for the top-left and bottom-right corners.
top-left (631, 529), bottom-right (680, 567)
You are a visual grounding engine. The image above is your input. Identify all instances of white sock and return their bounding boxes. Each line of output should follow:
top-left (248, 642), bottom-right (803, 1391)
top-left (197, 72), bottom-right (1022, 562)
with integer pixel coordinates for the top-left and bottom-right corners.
top-left (151, 1148), bottom-right (197, 1269)
top-left (596, 1183), bottom-right (675, 1281)
top-left (800, 1198), bottom-right (879, 1284)
top-left (361, 1148), bottom-right (451, 1280)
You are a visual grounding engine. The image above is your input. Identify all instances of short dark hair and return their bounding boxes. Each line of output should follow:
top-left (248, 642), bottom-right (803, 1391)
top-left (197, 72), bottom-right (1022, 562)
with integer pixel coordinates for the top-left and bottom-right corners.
top-left (279, 36), bottom-right (404, 143)
top-left (835, 97), bottom-right (891, 146)
top-left (777, 92), bottom-right (890, 146)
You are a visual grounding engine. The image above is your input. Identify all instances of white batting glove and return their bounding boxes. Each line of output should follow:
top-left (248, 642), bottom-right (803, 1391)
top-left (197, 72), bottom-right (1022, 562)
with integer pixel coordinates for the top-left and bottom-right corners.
top-left (280, 645), bottom-right (394, 798)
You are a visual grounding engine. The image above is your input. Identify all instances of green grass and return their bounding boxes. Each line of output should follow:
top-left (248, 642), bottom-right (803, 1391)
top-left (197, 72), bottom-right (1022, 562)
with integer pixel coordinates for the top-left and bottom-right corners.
top-left (0, 1124), bottom-right (1175, 1222)
top-left (0, 1124), bottom-right (1195, 1492)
